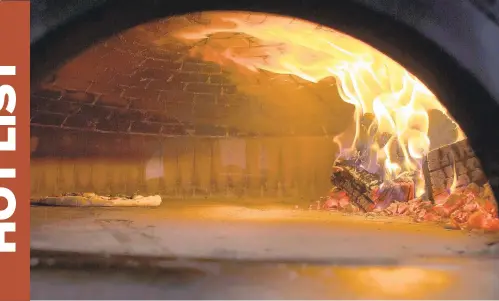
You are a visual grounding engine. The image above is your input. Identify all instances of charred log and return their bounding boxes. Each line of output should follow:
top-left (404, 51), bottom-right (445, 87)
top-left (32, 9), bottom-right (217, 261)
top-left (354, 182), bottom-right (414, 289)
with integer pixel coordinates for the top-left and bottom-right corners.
top-left (422, 138), bottom-right (487, 203)
top-left (330, 159), bottom-right (380, 212)
top-left (374, 176), bottom-right (415, 209)
top-left (330, 159), bottom-right (416, 212)
top-left (331, 112), bottom-right (419, 211)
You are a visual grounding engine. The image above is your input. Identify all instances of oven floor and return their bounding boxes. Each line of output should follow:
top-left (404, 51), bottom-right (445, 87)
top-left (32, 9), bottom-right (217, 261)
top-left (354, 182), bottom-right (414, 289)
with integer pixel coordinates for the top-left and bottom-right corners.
top-left (31, 258), bottom-right (499, 300)
top-left (30, 198), bottom-right (499, 299)
top-left (31, 197), bottom-right (499, 260)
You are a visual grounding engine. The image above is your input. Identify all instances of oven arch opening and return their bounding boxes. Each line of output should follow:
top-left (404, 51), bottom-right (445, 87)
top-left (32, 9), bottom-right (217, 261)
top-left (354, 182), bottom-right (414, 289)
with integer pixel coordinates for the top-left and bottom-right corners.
top-left (31, 9), bottom-right (498, 226)
top-left (29, 2), bottom-right (499, 270)
top-left (31, 0), bottom-right (499, 209)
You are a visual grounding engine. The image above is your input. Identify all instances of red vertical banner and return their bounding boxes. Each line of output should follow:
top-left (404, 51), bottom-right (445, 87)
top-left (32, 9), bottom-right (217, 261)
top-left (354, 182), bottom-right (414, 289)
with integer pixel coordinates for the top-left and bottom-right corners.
top-left (0, 1), bottom-right (30, 301)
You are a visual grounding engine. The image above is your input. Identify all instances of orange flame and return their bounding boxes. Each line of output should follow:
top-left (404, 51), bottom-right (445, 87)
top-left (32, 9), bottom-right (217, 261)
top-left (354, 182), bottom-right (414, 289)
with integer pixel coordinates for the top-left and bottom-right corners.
top-left (449, 158), bottom-right (458, 193)
top-left (171, 12), bottom-right (464, 195)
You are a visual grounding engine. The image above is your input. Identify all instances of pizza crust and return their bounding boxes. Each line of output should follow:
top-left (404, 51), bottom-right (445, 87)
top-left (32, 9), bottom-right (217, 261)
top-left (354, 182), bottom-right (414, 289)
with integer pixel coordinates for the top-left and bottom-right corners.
top-left (30, 193), bottom-right (162, 207)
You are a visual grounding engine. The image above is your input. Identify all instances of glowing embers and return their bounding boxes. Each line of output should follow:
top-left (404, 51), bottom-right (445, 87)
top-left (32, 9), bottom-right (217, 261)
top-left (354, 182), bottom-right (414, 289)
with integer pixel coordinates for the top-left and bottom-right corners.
top-left (320, 136), bottom-right (498, 231)
top-left (316, 183), bottom-right (499, 232)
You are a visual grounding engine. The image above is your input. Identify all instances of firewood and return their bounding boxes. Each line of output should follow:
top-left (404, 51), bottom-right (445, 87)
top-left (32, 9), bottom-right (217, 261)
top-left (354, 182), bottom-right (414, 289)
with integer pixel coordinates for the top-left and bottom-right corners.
top-left (330, 157), bottom-right (417, 212)
top-left (374, 176), bottom-right (415, 209)
top-left (330, 159), bottom-right (380, 212)
top-left (422, 139), bottom-right (487, 202)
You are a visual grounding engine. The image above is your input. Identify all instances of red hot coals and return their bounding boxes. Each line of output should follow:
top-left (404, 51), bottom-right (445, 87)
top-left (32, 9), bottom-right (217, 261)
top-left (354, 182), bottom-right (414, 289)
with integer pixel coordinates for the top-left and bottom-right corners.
top-left (319, 179), bottom-right (499, 232)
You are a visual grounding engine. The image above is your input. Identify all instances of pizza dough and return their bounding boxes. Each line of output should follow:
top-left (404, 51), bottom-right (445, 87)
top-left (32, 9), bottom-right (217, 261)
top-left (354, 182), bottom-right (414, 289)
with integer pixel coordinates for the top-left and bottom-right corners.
top-left (30, 193), bottom-right (162, 207)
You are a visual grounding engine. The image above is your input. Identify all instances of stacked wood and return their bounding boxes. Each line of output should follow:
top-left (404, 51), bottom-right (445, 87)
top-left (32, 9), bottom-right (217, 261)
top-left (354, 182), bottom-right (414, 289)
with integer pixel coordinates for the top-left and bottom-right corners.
top-left (330, 158), bottom-right (416, 212)
top-left (422, 139), bottom-right (487, 203)
top-left (330, 159), bottom-right (381, 212)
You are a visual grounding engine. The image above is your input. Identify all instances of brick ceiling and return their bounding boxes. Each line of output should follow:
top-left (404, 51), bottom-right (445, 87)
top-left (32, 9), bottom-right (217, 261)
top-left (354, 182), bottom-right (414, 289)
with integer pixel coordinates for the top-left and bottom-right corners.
top-left (30, 12), bottom-right (456, 146)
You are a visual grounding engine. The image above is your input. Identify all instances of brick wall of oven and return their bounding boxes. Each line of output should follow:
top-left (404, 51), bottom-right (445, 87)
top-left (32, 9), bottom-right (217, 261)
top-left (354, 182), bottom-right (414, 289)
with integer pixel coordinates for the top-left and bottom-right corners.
top-left (31, 127), bottom-right (338, 199)
top-left (30, 20), bottom-right (352, 200)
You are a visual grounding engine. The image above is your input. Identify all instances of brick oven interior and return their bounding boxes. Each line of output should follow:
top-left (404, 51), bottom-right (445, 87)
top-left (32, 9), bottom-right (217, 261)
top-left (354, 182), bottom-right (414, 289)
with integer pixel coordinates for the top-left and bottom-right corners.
top-left (31, 16), bottom-right (352, 201)
top-left (30, 12), bottom-right (499, 298)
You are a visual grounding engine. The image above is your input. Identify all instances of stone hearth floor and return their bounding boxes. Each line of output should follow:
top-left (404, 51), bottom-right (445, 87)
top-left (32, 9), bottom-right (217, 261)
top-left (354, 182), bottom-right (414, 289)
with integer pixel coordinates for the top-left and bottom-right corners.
top-left (30, 198), bottom-right (499, 299)
top-left (31, 198), bottom-right (499, 260)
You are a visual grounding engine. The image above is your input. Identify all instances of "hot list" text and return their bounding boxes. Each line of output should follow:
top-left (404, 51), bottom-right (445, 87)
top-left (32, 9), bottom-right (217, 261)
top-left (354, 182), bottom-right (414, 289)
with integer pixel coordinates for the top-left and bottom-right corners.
top-left (0, 66), bottom-right (17, 252)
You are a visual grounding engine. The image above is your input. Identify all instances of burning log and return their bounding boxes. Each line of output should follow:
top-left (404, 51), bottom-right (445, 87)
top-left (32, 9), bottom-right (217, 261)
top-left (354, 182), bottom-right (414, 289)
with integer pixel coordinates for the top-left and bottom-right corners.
top-left (374, 176), bottom-right (415, 209)
top-left (422, 139), bottom-right (487, 203)
top-left (330, 159), bottom-right (381, 212)
top-left (330, 159), bottom-right (415, 212)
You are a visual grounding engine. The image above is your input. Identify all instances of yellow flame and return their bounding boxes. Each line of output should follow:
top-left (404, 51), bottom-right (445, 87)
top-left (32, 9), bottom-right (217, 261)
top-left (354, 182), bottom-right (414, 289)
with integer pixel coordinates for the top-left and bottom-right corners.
top-left (415, 170), bottom-right (426, 196)
top-left (172, 12), bottom-right (465, 194)
top-left (449, 159), bottom-right (458, 193)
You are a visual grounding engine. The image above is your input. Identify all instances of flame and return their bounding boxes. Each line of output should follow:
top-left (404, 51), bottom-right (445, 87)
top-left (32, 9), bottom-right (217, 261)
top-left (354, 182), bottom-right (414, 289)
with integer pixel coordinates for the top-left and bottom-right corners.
top-left (449, 159), bottom-right (458, 193)
top-left (171, 12), bottom-right (464, 195)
